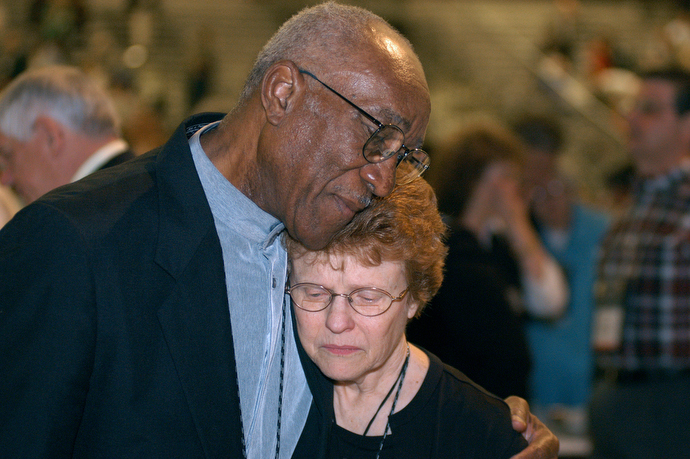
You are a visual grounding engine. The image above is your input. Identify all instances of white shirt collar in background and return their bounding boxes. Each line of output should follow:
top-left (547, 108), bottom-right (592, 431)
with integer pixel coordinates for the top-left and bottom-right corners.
top-left (71, 139), bottom-right (130, 182)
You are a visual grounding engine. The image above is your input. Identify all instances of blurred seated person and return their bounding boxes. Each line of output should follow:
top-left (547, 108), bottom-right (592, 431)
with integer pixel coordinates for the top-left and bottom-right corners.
top-left (407, 119), bottom-right (568, 399)
top-left (514, 114), bottom-right (610, 433)
top-left (286, 177), bottom-right (531, 458)
top-left (0, 65), bottom-right (134, 204)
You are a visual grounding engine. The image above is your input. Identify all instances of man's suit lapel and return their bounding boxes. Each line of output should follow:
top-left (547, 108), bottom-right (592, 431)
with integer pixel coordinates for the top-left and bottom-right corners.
top-left (154, 114), bottom-right (245, 458)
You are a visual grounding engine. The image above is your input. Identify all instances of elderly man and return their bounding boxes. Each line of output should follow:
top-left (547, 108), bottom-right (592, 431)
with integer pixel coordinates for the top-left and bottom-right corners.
top-left (0, 65), bottom-right (134, 204)
top-left (0, 3), bottom-right (556, 458)
top-left (590, 67), bottom-right (690, 458)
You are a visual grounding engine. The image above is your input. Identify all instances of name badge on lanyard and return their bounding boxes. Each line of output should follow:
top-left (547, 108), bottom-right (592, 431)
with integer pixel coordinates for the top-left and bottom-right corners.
top-left (592, 278), bottom-right (626, 352)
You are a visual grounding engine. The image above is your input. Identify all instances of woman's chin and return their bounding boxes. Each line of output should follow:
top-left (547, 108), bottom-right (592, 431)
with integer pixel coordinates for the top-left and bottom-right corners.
top-left (315, 359), bottom-right (362, 384)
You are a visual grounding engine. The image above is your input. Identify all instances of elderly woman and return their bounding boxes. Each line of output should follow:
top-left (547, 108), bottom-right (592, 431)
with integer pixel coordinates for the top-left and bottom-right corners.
top-left (286, 178), bottom-right (528, 458)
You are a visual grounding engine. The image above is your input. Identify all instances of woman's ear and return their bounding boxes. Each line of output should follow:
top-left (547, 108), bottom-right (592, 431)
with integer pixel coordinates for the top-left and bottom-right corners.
top-left (407, 299), bottom-right (420, 320)
top-left (260, 60), bottom-right (304, 126)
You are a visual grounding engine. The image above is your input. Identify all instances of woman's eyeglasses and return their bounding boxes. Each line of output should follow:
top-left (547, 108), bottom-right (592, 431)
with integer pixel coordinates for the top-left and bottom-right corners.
top-left (286, 282), bottom-right (409, 317)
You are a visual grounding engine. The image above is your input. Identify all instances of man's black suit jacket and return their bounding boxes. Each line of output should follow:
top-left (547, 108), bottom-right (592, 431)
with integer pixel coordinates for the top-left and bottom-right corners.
top-left (0, 113), bottom-right (248, 458)
top-left (100, 148), bottom-right (136, 170)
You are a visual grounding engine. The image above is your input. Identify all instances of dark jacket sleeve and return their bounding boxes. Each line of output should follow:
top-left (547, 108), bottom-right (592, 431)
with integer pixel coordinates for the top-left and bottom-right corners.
top-left (0, 203), bottom-right (96, 458)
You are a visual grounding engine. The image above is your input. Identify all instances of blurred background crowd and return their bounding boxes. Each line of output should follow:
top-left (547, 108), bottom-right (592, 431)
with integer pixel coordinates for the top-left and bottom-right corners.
top-left (1, 0), bottom-right (687, 204)
top-left (2, 0), bottom-right (690, 457)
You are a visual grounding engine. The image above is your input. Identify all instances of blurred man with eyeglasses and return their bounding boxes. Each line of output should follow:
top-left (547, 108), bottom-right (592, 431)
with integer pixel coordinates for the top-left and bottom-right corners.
top-left (0, 3), bottom-right (557, 459)
top-left (590, 67), bottom-right (690, 458)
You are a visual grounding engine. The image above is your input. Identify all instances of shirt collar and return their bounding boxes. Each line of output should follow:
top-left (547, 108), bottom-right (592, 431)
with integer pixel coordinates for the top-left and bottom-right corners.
top-left (71, 139), bottom-right (130, 182)
top-left (635, 157), bottom-right (690, 195)
top-left (189, 122), bottom-right (285, 247)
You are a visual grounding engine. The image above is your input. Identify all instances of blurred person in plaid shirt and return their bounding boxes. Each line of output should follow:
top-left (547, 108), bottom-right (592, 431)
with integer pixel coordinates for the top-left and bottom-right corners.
top-left (590, 67), bottom-right (690, 459)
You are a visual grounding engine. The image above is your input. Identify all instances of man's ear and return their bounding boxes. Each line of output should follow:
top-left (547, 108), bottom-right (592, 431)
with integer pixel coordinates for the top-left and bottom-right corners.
top-left (260, 61), bottom-right (303, 126)
top-left (33, 116), bottom-right (66, 159)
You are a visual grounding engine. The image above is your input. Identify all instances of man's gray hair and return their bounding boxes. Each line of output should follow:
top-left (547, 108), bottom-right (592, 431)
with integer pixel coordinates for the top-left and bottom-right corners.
top-left (0, 65), bottom-right (121, 141)
top-left (238, 1), bottom-right (412, 104)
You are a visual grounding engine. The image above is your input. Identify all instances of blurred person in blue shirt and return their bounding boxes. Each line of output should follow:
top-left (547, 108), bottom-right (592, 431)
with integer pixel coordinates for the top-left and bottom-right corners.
top-left (514, 113), bottom-right (610, 434)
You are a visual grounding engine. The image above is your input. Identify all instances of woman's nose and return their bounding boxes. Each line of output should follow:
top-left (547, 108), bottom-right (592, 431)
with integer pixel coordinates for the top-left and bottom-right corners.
top-left (325, 295), bottom-right (356, 333)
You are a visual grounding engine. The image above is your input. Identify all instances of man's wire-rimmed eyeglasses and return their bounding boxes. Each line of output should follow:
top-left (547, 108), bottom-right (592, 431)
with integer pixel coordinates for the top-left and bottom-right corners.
top-left (299, 69), bottom-right (429, 185)
top-left (286, 282), bottom-right (409, 317)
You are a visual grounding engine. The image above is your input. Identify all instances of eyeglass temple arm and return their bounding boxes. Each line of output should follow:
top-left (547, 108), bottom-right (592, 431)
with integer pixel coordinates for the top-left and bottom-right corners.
top-left (298, 69), bottom-right (383, 128)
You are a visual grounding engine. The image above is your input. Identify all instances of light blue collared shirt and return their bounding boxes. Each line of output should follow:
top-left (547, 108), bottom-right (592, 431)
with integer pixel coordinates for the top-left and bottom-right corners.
top-left (189, 122), bottom-right (311, 459)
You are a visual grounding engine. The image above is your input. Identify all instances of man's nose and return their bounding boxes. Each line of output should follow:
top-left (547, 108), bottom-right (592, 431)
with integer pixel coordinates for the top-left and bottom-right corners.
top-left (360, 157), bottom-right (396, 197)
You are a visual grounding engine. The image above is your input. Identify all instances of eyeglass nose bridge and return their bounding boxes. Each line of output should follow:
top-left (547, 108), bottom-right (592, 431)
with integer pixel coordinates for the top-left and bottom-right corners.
top-left (329, 292), bottom-right (354, 308)
top-left (396, 147), bottom-right (410, 166)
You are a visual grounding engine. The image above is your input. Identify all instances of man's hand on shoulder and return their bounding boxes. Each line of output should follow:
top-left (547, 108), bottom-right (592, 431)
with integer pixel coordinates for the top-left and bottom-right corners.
top-left (505, 396), bottom-right (559, 459)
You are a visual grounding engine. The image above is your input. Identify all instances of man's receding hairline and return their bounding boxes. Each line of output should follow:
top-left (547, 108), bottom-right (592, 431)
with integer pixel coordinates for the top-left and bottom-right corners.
top-left (239, 2), bottom-right (418, 103)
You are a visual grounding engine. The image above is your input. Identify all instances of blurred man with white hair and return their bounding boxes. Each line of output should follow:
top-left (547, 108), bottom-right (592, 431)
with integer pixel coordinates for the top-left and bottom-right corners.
top-left (0, 65), bottom-right (133, 204)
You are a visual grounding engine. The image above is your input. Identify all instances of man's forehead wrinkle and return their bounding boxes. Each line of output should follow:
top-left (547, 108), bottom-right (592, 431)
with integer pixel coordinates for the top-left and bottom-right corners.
top-left (322, 71), bottom-right (412, 132)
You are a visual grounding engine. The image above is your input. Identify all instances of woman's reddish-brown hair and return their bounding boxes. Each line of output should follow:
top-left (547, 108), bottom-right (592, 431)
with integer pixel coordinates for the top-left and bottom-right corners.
top-left (284, 177), bottom-right (447, 318)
